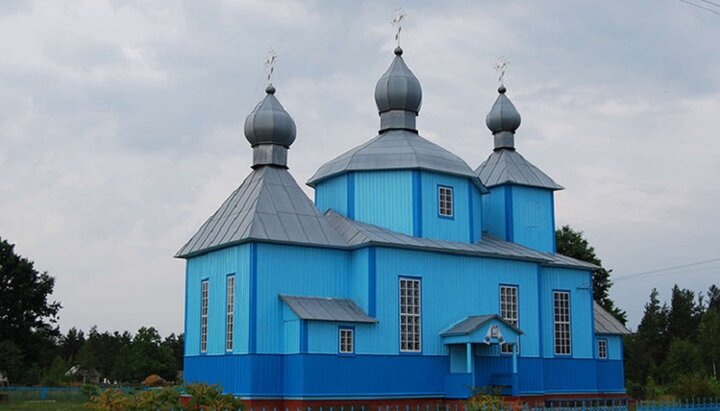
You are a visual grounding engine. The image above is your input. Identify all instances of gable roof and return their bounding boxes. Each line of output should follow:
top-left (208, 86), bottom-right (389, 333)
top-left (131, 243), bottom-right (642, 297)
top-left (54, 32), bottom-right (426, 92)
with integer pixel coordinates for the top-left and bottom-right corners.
top-left (475, 149), bottom-right (563, 190)
top-left (176, 166), bottom-right (346, 258)
top-left (280, 295), bottom-right (377, 323)
top-left (307, 129), bottom-right (487, 192)
top-left (594, 301), bottom-right (631, 335)
top-left (325, 210), bottom-right (598, 270)
top-left (441, 314), bottom-right (524, 337)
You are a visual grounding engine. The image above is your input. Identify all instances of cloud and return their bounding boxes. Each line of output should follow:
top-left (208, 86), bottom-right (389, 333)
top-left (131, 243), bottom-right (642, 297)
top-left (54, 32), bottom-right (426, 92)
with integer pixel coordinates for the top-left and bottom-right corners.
top-left (0, 0), bottom-right (718, 334)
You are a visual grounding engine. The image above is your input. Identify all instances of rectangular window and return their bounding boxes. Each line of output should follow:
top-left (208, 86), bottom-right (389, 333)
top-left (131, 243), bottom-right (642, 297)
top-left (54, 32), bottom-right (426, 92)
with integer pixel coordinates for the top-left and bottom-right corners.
top-left (598, 339), bottom-right (608, 359)
top-left (200, 280), bottom-right (209, 353)
top-left (225, 275), bottom-right (235, 352)
top-left (339, 328), bottom-right (354, 354)
top-left (438, 186), bottom-right (454, 217)
top-left (500, 285), bottom-right (519, 354)
top-left (553, 291), bottom-right (571, 355)
top-left (399, 277), bottom-right (421, 352)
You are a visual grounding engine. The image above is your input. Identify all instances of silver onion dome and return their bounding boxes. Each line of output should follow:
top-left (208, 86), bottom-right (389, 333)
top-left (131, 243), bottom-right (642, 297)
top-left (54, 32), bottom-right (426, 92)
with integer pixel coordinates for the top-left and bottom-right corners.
top-left (486, 86), bottom-right (521, 150)
top-left (374, 47), bottom-right (422, 132)
top-left (244, 84), bottom-right (297, 168)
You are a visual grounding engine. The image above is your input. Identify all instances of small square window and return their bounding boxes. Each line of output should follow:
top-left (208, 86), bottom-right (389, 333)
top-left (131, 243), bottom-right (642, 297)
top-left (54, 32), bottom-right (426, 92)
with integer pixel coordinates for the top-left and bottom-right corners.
top-left (598, 339), bottom-right (608, 359)
top-left (438, 186), bottom-right (453, 217)
top-left (339, 328), bottom-right (354, 354)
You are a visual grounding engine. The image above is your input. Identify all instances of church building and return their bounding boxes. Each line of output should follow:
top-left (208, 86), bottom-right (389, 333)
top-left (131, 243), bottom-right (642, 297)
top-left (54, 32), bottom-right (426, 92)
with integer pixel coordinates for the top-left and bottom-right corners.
top-left (177, 45), bottom-right (630, 405)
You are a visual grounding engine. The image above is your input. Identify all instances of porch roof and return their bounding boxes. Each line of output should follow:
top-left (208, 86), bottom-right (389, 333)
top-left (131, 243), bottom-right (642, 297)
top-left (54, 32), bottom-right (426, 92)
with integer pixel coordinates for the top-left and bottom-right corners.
top-left (441, 315), bottom-right (523, 345)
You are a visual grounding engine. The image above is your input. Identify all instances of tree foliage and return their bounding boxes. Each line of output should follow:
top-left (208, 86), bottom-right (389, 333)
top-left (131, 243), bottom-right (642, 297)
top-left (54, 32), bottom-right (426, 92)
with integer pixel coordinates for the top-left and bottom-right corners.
top-left (0, 237), bottom-right (62, 383)
top-left (555, 225), bottom-right (627, 323)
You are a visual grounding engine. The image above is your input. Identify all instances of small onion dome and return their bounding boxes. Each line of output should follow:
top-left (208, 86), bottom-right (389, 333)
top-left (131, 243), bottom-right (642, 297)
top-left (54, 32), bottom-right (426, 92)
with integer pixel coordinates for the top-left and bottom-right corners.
top-left (485, 85), bottom-right (521, 134)
top-left (244, 84), bottom-right (297, 148)
top-left (374, 46), bottom-right (423, 115)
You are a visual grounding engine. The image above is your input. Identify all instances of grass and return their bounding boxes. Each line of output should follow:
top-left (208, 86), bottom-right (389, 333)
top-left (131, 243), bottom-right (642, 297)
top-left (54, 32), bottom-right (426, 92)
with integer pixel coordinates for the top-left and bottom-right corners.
top-left (0, 399), bottom-right (86, 410)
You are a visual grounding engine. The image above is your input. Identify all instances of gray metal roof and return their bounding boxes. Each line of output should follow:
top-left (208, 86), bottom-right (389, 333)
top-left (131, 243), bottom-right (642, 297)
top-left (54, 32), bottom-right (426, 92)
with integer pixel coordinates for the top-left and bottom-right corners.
top-left (280, 295), bottom-right (377, 323)
top-left (441, 314), bottom-right (524, 337)
top-left (486, 86), bottom-right (521, 135)
top-left (175, 166), bottom-right (346, 258)
top-left (307, 129), bottom-right (486, 191)
top-left (475, 148), bottom-right (563, 190)
top-left (324, 210), bottom-right (596, 270)
top-left (244, 84), bottom-right (296, 148)
top-left (374, 47), bottom-right (422, 115)
top-left (594, 301), bottom-right (631, 335)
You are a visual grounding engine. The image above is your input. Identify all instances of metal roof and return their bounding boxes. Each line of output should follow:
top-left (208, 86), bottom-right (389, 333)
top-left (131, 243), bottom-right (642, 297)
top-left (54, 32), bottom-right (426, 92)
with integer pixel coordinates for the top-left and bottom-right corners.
top-left (280, 295), bottom-right (377, 323)
top-left (324, 210), bottom-right (596, 270)
top-left (594, 301), bottom-right (631, 335)
top-left (175, 166), bottom-right (346, 258)
top-left (374, 47), bottom-right (422, 115)
top-left (486, 86), bottom-right (521, 135)
top-left (244, 84), bottom-right (296, 148)
top-left (307, 129), bottom-right (486, 191)
top-left (441, 314), bottom-right (524, 337)
top-left (475, 148), bottom-right (563, 190)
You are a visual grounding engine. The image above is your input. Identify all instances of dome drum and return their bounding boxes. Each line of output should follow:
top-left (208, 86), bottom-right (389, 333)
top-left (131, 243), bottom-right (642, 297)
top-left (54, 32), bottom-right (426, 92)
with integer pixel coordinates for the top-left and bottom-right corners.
top-left (380, 110), bottom-right (417, 132)
top-left (253, 144), bottom-right (288, 168)
top-left (493, 131), bottom-right (515, 151)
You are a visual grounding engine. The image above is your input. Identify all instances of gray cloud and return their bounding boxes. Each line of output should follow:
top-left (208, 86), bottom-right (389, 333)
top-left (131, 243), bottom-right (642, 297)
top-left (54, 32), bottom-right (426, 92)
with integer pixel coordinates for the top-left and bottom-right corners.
top-left (1, 0), bottom-right (718, 335)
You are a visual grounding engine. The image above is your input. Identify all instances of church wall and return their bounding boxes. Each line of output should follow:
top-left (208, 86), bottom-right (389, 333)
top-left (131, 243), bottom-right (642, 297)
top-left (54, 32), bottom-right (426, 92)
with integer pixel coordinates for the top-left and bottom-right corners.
top-left (371, 247), bottom-right (540, 356)
top-left (539, 267), bottom-right (594, 359)
top-left (314, 174), bottom-right (348, 215)
top-left (255, 243), bottom-right (351, 354)
top-left (419, 171), bottom-right (474, 243)
top-left (510, 186), bottom-right (555, 253)
top-left (481, 186), bottom-right (507, 240)
top-left (353, 170), bottom-right (414, 235)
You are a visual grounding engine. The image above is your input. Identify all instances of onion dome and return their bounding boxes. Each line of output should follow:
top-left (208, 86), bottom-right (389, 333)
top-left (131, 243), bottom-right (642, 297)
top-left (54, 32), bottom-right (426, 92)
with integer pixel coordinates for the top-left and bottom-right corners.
top-left (485, 85), bottom-right (521, 150)
top-left (244, 84), bottom-right (297, 168)
top-left (374, 47), bottom-right (422, 132)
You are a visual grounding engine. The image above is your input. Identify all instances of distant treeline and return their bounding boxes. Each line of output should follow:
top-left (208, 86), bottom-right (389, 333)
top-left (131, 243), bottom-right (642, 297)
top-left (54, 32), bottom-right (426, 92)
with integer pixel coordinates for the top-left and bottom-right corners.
top-left (2, 326), bottom-right (183, 386)
top-left (625, 284), bottom-right (720, 398)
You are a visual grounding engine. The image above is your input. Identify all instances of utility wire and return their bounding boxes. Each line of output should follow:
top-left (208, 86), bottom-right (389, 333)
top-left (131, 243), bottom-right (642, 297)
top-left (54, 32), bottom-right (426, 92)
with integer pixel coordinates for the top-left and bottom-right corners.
top-left (678, 0), bottom-right (720, 15)
top-left (696, 0), bottom-right (720, 9)
top-left (615, 264), bottom-right (720, 282)
top-left (613, 257), bottom-right (720, 281)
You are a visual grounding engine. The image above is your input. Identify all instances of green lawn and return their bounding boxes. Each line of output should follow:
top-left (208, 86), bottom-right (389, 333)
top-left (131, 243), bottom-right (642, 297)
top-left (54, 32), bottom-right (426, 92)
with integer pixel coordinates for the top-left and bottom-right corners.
top-left (0, 399), bottom-right (86, 410)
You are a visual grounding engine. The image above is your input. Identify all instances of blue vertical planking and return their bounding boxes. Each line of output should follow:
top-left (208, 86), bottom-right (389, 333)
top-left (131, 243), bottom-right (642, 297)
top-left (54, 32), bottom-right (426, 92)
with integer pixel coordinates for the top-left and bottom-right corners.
top-left (313, 174), bottom-right (348, 215)
top-left (481, 186), bottom-right (507, 240)
top-left (352, 170), bottom-right (414, 235)
top-left (419, 171), bottom-right (471, 243)
top-left (510, 185), bottom-right (555, 252)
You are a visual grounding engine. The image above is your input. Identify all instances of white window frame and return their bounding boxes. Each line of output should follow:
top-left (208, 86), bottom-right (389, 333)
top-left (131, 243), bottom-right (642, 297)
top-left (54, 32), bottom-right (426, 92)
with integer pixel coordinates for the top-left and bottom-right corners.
top-left (500, 285), bottom-right (519, 354)
top-left (200, 280), bottom-right (209, 353)
top-left (339, 328), bottom-right (354, 354)
top-left (438, 186), bottom-right (454, 217)
top-left (225, 275), bottom-right (235, 352)
top-left (598, 338), bottom-right (608, 359)
top-left (399, 277), bottom-right (422, 352)
top-left (553, 291), bottom-right (571, 355)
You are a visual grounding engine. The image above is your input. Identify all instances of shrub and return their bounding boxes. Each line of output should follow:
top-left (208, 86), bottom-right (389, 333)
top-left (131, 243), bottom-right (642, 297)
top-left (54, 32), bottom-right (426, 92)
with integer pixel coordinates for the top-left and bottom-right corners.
top-left (185, 383), bottom-right (244, 411)
top-left (467, 386), bottom-right (503, 411)
top-left (671, 374), bottom-right (715, 399)
top-left (81, 383), bottom-right (101, 399)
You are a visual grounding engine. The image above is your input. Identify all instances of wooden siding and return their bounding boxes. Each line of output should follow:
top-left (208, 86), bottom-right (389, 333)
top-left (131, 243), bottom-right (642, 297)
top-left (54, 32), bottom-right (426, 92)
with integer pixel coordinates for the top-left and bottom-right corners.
top-left (419, 171), bottom-right (471, 243)
top-left (481, 186), bottom-right (507, 240)
top-left (255, 243), bottom-right (350, 353)
top-left (510, 186), bottom-right (555, 253)
top-left (353, 170), bottom-right (414, 235)
top-left (540, 267), bottom-right (594, 359)
top-left (314, 174), bottom-right (348, 215)
top-left (373, 247), bottom-right (540, 356)
top-left (185, 244), bottom-right (251, 356)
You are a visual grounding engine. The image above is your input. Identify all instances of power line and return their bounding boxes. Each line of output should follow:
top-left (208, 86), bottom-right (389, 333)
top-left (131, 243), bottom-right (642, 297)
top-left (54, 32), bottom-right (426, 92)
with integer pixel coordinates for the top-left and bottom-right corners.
top-left (678, 0), bottom-right (720, 15)
top-left (696, 0), bottom-right (720, 9)
top-left (613, 257), bottom-right (720, 281)
top-left (615, 264), bottom-right (720, 282)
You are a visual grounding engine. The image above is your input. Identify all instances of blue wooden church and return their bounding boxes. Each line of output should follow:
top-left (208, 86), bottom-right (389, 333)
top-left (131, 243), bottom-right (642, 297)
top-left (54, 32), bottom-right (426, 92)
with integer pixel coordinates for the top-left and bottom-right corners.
top-left (177, 46), bottom-right (630, 405)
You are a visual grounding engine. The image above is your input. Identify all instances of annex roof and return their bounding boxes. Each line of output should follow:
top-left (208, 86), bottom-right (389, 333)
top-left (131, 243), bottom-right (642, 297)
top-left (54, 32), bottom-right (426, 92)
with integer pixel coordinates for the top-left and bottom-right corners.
top-left (441, 314), bottom-right (524, 337)
top-left (307, 129), bottom-right (487, 192)
top-left (175, 166), bottom-right (346, 258)
top-left (325, 210), bottom-right (597, 270)
top-left (280, 295), bottom-right (377, 323)
top-left (594, 301), bottom-right (631, 335)
top-left (475, 149), bottom-right (563, 190)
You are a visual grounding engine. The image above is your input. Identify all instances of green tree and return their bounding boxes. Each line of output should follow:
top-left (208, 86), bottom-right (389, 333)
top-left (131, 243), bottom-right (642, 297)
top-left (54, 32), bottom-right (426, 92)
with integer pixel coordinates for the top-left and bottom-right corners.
top-left (41, 356), bottom-right (69, 386)
top-left (662, 339), bottom-right (704, 383)
top-left (163, 333), bottom-right (184, 372)
top-left (60, 327), bottom-right (85, 362)
top-left (0, 237), bottom-right (62, 383)
top-left (699, 309), bottom-right (720, 379)
top-left (707, 284), bottom-right (720, 312)
top-left (635, 288), bottom-right (669, 382)
top-left (130, 327), bottom-right (177, 382)
top-left (555, 225), bottom-right (626, 323)
top-left (667, 285), bottom-right (702, 341)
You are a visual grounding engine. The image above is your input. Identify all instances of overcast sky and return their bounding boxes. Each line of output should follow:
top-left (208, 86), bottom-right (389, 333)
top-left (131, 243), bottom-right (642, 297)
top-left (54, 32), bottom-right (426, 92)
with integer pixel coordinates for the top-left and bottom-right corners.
top-left (1, 0), bottom-right (719, 337)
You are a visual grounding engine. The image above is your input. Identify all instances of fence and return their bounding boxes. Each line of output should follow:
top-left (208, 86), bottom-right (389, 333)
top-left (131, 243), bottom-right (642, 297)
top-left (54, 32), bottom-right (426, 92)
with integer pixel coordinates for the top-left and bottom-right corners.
top-left (0, 385), bottom-right (141, 401)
